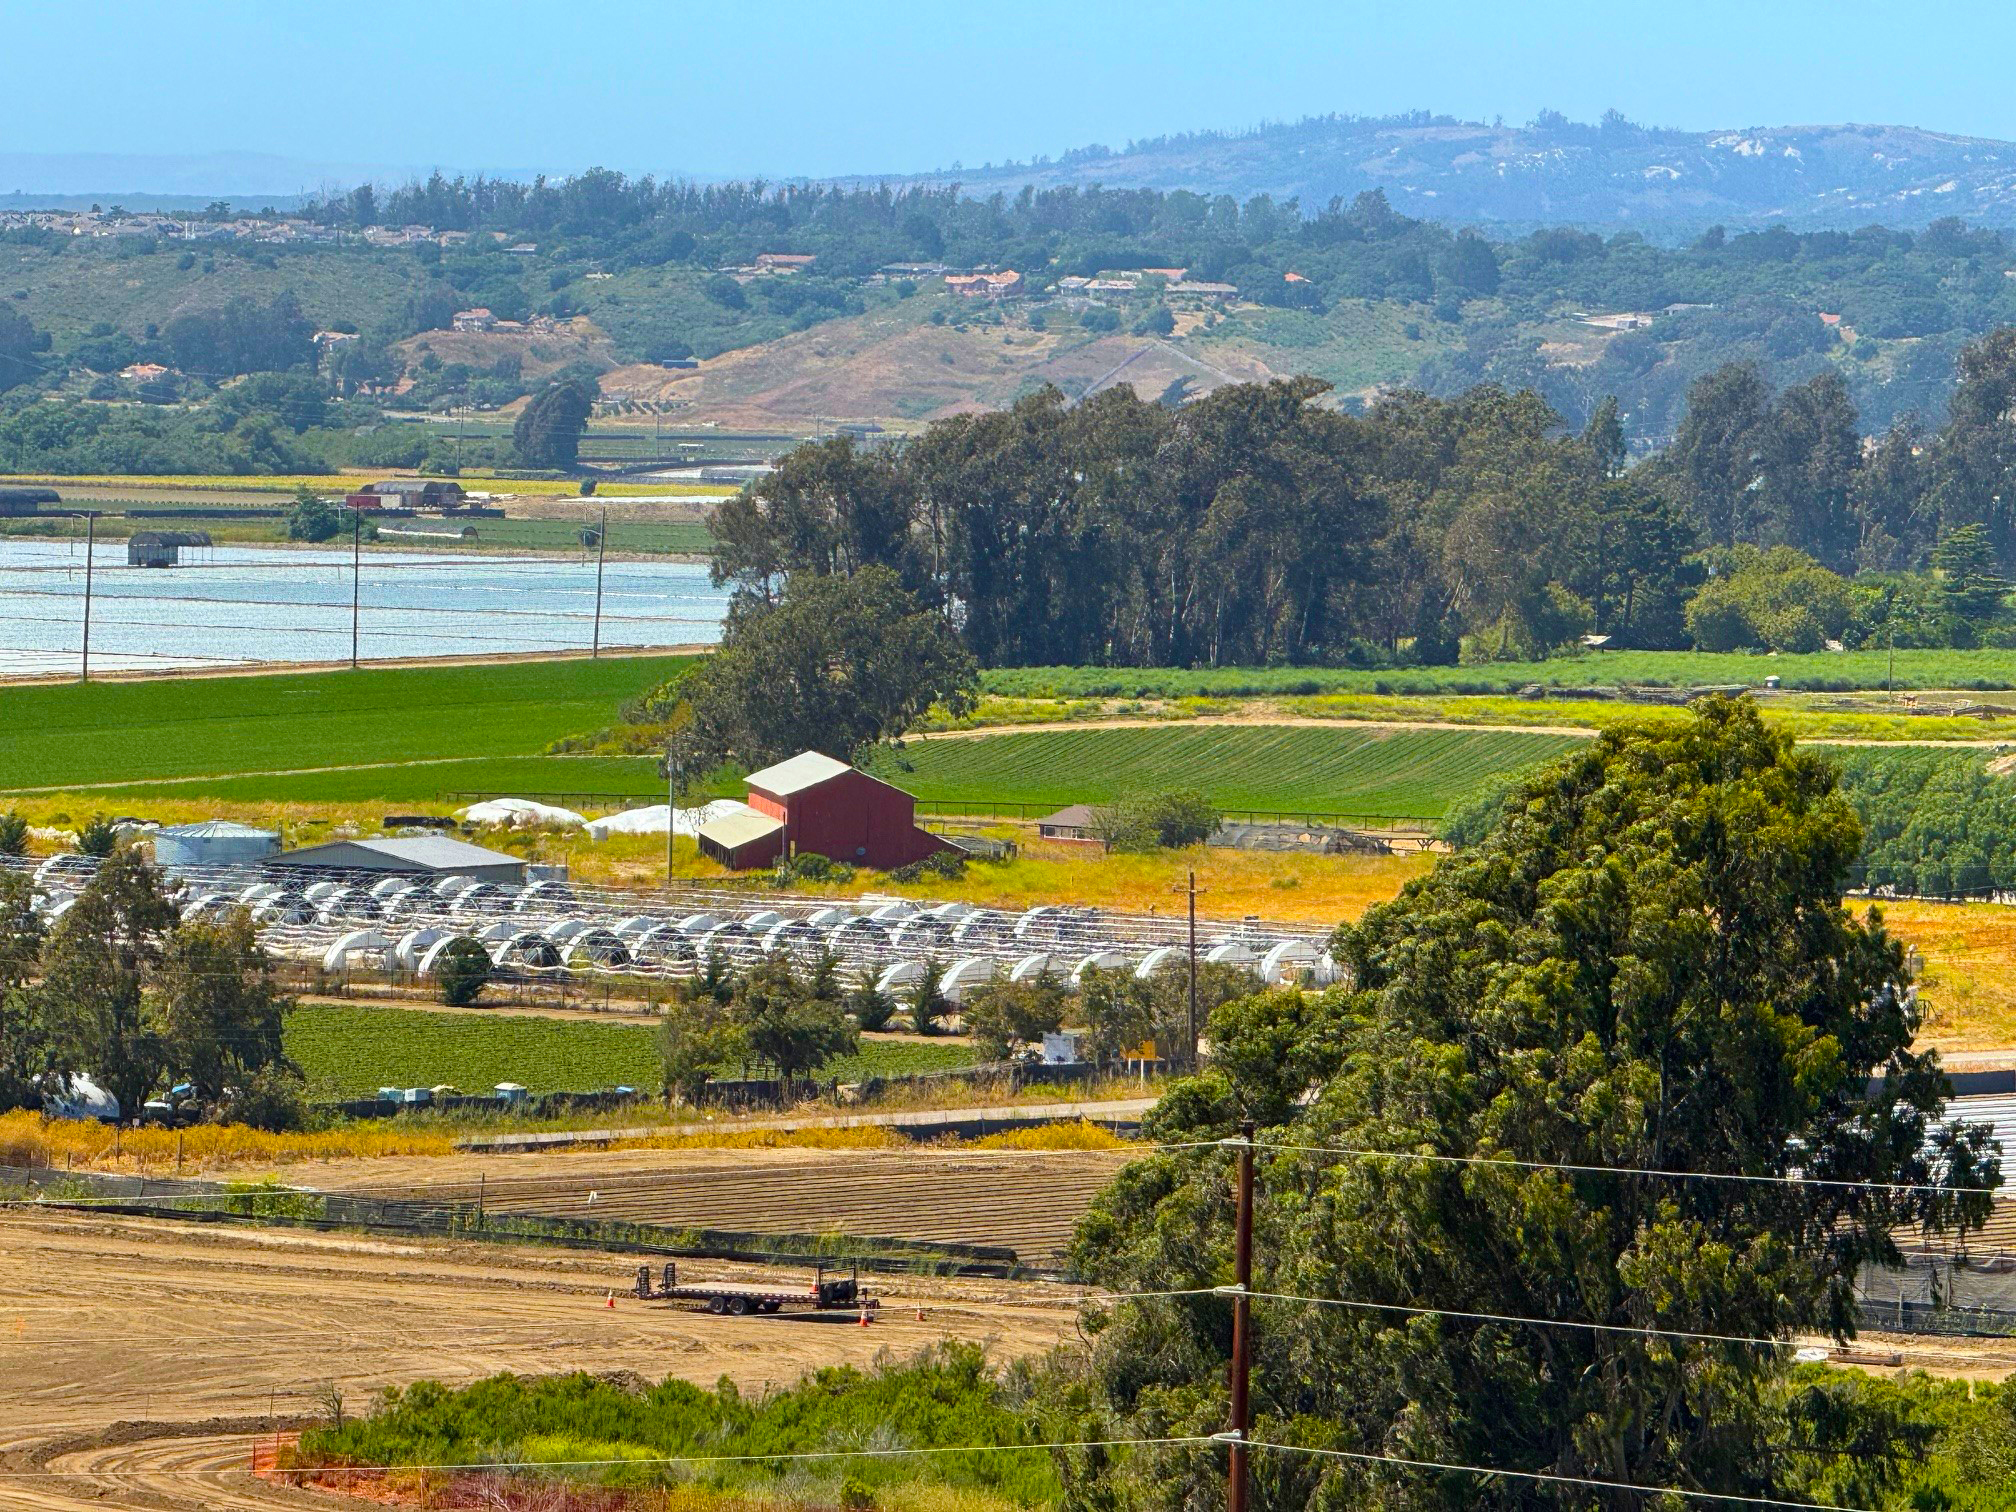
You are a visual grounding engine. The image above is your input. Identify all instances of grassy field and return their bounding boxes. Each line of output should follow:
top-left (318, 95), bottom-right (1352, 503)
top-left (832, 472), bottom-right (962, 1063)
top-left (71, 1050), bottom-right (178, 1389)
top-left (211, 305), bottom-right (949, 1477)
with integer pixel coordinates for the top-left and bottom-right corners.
top-left (0, 656), bottom-right (693, 793)
top-left (982, 651), bottom-right (2016, 697)
top-left (872, 725), bottom-right (1586, 819)
top-left (285, 1003), bottom-right (978, 1099)
top-left (0, 472), bottom-right (718, 499)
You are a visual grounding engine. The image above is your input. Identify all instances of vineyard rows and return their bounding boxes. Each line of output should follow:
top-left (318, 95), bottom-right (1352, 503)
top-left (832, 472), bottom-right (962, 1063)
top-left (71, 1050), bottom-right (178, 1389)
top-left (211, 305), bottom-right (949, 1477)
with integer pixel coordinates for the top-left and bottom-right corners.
top-left (877, 725), bottom-right (1585, 818)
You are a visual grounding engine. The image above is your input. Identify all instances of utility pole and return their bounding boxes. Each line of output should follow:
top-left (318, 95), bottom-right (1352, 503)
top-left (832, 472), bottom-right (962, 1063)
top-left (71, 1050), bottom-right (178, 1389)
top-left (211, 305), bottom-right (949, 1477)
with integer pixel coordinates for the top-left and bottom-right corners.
top-left (1226, 1118), bottom-right (1255, 1512)
top-left (664, 753), bottom-right (679, 884)
top-left (1174, 871), bottom-right (1207, 1072)
top-left (350, 508), bottom-right (362, 670)
top-left (78, 511), bottom-right (96, 683)
top-left (591, 505), bottom-right (608, 658)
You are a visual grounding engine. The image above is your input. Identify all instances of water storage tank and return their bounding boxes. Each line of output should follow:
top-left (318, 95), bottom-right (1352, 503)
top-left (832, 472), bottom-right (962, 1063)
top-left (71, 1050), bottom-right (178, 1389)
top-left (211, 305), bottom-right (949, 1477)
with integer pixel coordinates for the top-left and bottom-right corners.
top-left (154, 820), bottom-right (281, 869)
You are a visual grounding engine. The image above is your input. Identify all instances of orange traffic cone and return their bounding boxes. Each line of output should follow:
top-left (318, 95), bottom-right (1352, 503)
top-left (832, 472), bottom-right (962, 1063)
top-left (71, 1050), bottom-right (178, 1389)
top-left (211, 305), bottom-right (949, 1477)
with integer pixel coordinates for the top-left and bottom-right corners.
top-left (606, 1291), bottom-right (616, 1309)
top-left (858, 1306), bottom-right (872, 1327)
top-left (915, 1307), bottom-right (926, 1322)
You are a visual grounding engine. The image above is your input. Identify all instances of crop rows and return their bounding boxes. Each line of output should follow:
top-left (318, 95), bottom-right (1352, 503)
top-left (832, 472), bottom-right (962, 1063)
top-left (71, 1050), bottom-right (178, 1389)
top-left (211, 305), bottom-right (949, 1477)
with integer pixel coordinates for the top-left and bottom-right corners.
top-left (875, 725), bottom-right (1585, 818)
top-left (981, 650), bottom-right (2016, 698)
top-left (361, 1151), bottom-right (1127, 1262)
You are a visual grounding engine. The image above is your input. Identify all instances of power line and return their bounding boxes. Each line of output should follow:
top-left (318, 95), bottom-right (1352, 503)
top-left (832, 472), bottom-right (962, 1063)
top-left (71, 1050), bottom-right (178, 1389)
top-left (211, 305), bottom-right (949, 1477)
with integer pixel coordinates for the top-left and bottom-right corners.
top-left (1244, 1440), bottom-right (1881, 1511)
top-left (1253, 1136), bottom-right (2005, 1201)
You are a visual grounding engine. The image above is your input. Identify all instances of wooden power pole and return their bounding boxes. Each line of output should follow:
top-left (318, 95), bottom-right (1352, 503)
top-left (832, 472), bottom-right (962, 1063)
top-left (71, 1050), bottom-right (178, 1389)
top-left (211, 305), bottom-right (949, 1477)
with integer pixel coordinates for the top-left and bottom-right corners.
top-left (1174, 871), bottom-right (1207, 1072)
top-left (1227, 1118), bottom-right (1256, 1512)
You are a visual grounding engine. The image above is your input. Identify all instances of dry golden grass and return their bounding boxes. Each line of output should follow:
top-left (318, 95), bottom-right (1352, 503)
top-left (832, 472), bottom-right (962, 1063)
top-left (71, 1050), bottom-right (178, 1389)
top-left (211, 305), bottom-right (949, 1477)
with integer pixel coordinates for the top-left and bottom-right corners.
top-left (1870, 901), bottom-right (2016, 1055)
top-left (0, 1108), bottom-right (456, 1173)
top-left (966, 1120), bottom-right (1131, 1151)
top-left (606, 1126), bottom-right (906, 1154)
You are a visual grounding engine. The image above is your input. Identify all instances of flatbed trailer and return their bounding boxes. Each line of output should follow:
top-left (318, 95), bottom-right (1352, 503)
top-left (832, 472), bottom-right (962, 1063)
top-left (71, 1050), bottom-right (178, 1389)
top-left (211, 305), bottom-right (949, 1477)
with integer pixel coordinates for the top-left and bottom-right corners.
top-left (632, 1261), bottom-right (880, 1317)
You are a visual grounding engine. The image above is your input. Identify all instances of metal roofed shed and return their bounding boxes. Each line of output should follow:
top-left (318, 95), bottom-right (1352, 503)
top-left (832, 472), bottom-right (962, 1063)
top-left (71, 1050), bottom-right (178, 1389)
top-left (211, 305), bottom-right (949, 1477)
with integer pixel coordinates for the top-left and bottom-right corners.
top-left (0, 485), bottom-right (58, 517)
top-left (270, 835), bottom-right (528, 884)
top-left (127, 530), bottom-right (211, 568)
top-left (153, 820), bottom-right (281, 868)
top-left (696, 810), bottom-right (788, 870)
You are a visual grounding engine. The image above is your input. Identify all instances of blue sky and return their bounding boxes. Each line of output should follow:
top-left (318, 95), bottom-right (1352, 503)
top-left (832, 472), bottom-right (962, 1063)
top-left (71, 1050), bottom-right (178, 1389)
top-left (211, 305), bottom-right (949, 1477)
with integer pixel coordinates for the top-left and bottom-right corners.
top-left (11, 0), bottom-right (2016, 186)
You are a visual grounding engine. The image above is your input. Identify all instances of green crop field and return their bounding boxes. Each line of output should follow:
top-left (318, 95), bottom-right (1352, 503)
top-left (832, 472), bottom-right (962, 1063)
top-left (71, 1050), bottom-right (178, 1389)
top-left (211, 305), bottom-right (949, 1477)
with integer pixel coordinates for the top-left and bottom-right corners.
top-left (285, 1003), bottom-right (978, 1099)
top-left (874, 725), bottom-right (1587, 819)
top-left (0, 655), bottom-right (694, 793)
top-left (73, 754), bottom-right (665, 805)
top-left (981, 650), bottom-right (2016, 699)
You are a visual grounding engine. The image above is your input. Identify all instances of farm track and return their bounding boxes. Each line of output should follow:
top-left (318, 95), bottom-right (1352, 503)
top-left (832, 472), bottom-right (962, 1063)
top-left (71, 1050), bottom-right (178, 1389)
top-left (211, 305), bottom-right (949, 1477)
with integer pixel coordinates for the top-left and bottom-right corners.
top-left (353, 1149), bottom-right (1132, 1263)
top-left (0, 1211), bottom-right (1080, 1510)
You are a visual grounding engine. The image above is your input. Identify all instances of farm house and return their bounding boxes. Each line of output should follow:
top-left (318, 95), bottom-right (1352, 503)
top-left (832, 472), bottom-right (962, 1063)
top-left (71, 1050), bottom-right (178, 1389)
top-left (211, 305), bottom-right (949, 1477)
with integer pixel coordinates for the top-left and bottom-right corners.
top-left (697, 751), bottom-right (949, 872)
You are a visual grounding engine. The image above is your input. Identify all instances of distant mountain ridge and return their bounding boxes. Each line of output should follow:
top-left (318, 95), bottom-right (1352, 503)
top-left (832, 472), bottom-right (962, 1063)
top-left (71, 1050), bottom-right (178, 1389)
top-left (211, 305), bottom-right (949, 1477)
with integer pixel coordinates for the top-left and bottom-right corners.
top-left (859, 113), bottom-right (2016, 233)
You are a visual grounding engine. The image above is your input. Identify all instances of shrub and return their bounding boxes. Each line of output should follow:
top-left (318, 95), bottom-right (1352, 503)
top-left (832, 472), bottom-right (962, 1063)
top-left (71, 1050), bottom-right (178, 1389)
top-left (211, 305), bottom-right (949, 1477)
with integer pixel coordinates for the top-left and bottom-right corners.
top-left (73, 815), bottom-right (118, 857)
top-left (907, 959), bottom-right (951, 1035)
top-left (0, 810), bottom-right (25, 856)
top-left (1090, 789), bottom-right (1220, 851)
top-left (845, 976), bottom-right (899, 1032)
top-left (224, 1065), bottom-right (310, 1132)
top-left (890, 850), bottom-right (966, 882)
top-left (772, 851), bottom-right (855, 886)
top-left (435, 938), bottom-right (492, 1007)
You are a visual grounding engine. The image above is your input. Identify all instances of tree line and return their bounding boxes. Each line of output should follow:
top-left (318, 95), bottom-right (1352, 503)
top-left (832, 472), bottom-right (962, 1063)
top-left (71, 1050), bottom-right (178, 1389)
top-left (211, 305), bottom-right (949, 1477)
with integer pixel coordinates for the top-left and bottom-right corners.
top-left (709, 326), bottom-right (2016, 668)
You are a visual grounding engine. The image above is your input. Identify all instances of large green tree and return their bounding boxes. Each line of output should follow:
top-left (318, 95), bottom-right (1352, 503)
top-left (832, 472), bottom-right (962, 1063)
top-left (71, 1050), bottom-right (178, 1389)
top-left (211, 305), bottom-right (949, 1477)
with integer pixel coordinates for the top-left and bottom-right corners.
top-left (1057, 699), bottom-right (1998, 1510)
top-left (0, 869), bottom-right (47, 1112)
top-left (669, 563), bottom-right (975, 772)
top-left (155, 909), bottom-right (295, 1109)
top-left (512, 378), bottom-right (595, 468)
top-left (38, 849), bottom-right (178, 1117)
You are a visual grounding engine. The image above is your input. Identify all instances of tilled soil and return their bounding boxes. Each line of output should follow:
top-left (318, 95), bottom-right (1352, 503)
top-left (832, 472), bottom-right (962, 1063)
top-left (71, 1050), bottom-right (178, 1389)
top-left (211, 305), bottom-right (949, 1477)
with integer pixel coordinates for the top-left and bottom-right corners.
top-left (0, 1211), bottom-right (1082, 1511)
top-left (326, 1145), bottom-right (1133, 1264)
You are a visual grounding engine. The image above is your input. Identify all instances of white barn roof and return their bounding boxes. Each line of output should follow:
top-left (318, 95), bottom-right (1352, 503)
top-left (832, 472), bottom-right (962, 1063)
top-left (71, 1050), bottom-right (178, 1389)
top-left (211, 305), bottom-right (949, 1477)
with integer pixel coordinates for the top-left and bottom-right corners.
top-left (744, 751), bottom-right (852, 797)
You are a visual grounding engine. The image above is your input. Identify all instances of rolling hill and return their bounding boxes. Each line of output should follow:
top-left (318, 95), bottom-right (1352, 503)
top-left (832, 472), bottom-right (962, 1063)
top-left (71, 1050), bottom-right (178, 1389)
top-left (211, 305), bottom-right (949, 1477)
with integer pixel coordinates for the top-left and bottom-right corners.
top-left (868, 114), bottom-right (2016, 233)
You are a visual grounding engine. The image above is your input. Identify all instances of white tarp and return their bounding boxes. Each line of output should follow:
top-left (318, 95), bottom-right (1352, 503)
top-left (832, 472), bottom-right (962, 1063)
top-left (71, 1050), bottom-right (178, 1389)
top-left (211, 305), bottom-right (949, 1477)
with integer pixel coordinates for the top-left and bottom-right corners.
top-left (457, 798), bottom-right (588, 829)
top-left (40, 1073), bottom-right (120, 1121)
top-left (585, 799), bottom-right (757, 842)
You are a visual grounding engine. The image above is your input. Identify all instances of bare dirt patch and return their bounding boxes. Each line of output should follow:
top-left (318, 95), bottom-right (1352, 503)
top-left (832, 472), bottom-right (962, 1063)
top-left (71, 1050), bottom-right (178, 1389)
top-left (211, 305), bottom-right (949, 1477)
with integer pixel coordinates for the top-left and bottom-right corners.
top-left (0, 1210), bottom-right (1079, 1509)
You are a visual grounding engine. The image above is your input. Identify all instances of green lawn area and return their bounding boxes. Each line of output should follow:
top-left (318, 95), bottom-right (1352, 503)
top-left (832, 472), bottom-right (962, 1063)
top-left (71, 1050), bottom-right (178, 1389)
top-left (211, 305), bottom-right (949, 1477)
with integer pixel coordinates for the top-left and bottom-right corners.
top-left (0, 655), bottom-right (694, 792)
top-left (874, 725), bottom-right (1585, 819)
top-left (285, 1003), bottom-right (977, 1099)
top-left (981, 649), bottom-right (2016, 698)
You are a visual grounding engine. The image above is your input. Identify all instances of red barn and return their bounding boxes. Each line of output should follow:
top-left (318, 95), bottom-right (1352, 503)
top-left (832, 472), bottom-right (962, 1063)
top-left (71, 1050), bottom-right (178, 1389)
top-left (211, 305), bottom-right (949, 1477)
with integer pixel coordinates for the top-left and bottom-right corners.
top-left (696, 751), bottom-right (949, 872)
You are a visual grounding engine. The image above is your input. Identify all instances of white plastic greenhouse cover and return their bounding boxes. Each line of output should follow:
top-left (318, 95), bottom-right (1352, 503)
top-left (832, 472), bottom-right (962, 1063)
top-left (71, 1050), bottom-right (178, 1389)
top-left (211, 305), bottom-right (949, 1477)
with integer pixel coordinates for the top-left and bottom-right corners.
top-left (584, 799), bottom-right (756, 841)
top-left (459, 798), bottom-right (588, 828)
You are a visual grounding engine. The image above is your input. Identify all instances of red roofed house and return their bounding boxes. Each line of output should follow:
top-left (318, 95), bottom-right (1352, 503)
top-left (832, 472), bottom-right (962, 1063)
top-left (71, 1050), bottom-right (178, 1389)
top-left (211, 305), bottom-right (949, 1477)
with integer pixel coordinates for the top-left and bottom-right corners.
top-left (695, 751), bottom-right (951, 871)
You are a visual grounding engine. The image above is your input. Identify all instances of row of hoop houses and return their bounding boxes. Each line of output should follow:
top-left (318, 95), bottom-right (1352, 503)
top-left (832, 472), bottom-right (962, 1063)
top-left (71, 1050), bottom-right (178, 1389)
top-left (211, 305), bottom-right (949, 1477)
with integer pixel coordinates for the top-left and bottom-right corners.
top-left (12, 854), bottom-right (1342, 1001)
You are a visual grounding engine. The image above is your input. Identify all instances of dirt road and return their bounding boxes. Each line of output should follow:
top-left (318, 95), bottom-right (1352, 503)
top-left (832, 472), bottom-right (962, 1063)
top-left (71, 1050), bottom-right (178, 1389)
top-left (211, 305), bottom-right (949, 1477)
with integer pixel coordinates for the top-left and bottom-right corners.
top-left (0, 1211), bottom-right (1080, 1511)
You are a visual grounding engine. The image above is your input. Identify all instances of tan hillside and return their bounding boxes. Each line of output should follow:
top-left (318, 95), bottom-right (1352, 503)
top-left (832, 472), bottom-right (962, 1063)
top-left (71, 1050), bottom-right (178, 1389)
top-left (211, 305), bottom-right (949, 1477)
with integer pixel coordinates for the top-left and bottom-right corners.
top-left (597, 295), bottom-right (1284, 432)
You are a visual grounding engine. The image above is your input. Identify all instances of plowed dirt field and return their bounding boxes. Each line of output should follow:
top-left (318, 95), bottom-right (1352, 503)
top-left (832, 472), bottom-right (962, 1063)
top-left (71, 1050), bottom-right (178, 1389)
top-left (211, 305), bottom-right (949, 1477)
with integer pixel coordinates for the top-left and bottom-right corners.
top-left (0, 1211), bottom-right (1082, 1511)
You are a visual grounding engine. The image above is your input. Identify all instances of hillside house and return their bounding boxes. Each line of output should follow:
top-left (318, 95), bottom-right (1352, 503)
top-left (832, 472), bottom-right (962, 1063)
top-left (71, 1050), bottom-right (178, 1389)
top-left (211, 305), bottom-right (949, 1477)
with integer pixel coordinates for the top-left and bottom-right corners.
top-left (755, 253), bottom-right (816, 272)
top-left (1166, 280), bottom-right (1238, 303)
top-left (696, 751), bottom-right (950, 871)
top-left (946, 270), bottom-right (1024, 299)
top-left (451, 308), bottom-right (497, 332)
